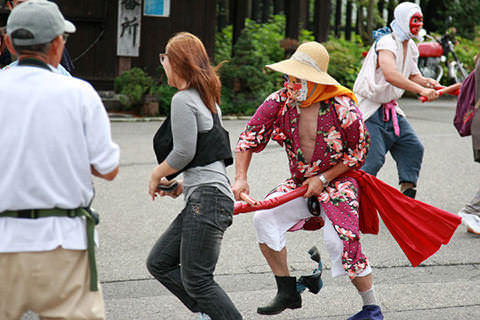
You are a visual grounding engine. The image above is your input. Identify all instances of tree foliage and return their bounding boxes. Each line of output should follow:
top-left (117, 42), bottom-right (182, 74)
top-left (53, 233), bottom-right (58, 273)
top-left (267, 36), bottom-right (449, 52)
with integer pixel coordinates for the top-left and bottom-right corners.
top-left (216, 15), bottom-right (315, 115)
top-left (446, 0), bottom-right (480, 40)
top-left (422, 0), bottom-right (479, 40)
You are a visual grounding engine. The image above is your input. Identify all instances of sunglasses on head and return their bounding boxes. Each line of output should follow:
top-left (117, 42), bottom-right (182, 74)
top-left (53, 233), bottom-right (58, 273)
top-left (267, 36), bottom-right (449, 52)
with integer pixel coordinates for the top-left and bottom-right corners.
top-left (159, 53), bottom-right (167, 63)
top-left (62, 33), bottom-right (69, 44)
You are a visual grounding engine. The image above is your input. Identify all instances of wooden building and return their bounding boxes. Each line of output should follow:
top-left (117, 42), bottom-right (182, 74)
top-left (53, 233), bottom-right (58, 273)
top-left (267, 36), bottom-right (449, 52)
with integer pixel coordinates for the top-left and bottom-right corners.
top-left (0, 0), bottom-right (217, 90)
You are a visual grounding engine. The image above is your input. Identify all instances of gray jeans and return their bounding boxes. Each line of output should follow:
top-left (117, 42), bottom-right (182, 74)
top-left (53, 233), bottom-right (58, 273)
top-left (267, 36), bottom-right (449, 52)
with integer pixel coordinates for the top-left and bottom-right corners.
top-left (146, 186), bottom-right (242, 320)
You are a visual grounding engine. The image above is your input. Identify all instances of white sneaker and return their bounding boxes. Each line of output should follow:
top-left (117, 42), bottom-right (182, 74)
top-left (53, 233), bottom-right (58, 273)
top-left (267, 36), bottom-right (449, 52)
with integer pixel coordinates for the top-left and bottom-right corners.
top-left (461, 213), bottom-right (480, 235)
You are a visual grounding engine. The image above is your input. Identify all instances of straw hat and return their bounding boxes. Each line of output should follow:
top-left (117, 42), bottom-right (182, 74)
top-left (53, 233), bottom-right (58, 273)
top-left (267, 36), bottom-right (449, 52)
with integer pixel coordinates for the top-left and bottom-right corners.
top-left (266, 41), bottom-right (339, 85)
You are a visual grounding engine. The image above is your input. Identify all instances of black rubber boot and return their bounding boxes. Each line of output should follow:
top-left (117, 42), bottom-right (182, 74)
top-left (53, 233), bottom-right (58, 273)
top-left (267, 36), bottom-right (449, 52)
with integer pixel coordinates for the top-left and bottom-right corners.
top-left (402, 188), bottom-right (417, 199)
top-left (257, 275), bottom-right (302, 315)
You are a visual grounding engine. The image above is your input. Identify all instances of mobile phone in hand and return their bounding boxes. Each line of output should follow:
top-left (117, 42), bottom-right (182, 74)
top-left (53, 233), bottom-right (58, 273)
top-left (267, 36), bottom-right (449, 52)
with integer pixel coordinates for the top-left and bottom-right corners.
top-left (156, 181), bottom-right (178, 192)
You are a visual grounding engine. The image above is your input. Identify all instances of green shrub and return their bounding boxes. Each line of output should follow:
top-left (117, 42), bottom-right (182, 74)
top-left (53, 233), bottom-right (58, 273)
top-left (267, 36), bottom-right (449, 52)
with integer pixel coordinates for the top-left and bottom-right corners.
top-left (323, 35), bottom-right (367, 89)
top-left (215, 25), bottom-right (233, 64)
top-left (217, 17), bottom-right (285, 115)
top-left (113, 68), bottom-right (154, 110)
top-left (452, 35), bottom-right (478, 72)
top-left (216, 15), bottom-right (318, 115)
top-left (152, 83), bottom-right (177, 116)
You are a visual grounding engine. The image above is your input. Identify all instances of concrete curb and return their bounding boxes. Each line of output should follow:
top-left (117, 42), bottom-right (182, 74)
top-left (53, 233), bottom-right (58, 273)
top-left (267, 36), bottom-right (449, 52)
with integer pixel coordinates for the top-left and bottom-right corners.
top-left (108, 114), bottom-right (252, 122)
top-left (107, 96), bottom-right (458, 122)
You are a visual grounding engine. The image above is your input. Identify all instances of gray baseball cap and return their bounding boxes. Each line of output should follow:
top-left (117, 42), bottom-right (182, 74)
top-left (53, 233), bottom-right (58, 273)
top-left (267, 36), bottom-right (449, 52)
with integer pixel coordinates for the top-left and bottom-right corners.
top-left (7, 0), bottom-right (76, 46)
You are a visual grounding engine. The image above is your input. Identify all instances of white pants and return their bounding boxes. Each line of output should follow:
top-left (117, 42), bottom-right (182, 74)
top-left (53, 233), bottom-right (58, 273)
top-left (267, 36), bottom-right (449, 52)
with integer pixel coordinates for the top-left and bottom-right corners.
top-left (253, 192), bottom-right (371, 278)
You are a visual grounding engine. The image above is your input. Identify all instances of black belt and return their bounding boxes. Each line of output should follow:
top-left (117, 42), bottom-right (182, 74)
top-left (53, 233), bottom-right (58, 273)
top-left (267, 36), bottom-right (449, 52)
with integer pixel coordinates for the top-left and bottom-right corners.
top-left (1, 208), bottom-right (100, 291)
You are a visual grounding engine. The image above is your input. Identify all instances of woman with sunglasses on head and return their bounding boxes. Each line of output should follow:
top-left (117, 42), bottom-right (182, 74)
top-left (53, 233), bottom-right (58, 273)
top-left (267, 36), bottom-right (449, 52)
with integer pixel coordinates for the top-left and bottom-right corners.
top-left (146, 32), bottom-right (242, 320)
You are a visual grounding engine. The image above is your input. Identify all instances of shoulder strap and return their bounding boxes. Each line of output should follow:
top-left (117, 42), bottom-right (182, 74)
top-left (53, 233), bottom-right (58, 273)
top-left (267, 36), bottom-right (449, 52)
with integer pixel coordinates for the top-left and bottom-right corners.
top-left (372, 27), bottom-right (392, 54)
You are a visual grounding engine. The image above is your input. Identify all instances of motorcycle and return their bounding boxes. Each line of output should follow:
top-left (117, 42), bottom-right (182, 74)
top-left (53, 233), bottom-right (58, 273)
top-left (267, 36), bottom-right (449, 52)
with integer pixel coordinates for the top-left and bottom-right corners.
top-left (417, 29), bottom-right (468, 84)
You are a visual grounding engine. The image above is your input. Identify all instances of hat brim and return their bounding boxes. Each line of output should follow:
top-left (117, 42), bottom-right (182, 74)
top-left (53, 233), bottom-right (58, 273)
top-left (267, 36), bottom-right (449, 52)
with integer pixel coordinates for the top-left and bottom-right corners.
top-left (266, 59), bottom-right (339, 86)
top-left (64, 20), bottom-right (76, 33)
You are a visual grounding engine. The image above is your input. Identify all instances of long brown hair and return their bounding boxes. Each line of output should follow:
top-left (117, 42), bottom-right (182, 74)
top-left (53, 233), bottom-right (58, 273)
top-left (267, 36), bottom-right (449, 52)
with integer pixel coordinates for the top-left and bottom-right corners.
top-left (166, 32), bottom-right (221, 113)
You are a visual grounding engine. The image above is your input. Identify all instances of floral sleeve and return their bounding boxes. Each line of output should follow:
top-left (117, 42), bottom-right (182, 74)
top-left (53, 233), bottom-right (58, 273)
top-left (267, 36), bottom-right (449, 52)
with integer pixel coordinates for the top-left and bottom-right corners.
top-left (236, 89), bottom-right (286, 153)
top-left (333, 95), bottom-right (370, 168)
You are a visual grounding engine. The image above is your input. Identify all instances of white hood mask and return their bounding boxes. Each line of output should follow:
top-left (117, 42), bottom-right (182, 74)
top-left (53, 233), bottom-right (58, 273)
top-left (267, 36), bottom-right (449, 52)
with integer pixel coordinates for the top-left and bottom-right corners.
top-left (390, 2), bottom-right (423, 41)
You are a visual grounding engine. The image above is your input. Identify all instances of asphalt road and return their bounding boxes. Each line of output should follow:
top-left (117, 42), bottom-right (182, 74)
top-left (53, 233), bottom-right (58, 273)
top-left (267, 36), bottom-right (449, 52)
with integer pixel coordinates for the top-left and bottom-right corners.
top-left (23, 97), bottom-right (480, 320)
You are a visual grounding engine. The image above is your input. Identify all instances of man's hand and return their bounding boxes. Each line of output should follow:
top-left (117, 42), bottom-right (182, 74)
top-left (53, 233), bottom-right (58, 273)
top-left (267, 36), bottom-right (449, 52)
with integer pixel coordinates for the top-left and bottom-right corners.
top-left (423, 77), bottom-right (440, 89)
top-left (232, 178), bottom-right (250, 201)
top-left (418, 87), bottom-right (439, 101)
top-left (302, 176), bottom-right (326, 198)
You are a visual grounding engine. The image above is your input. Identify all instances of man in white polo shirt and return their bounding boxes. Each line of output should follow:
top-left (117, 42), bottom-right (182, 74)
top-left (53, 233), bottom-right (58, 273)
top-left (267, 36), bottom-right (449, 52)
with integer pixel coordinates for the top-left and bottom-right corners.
top-left (0, 1), bottom-right (119, 319)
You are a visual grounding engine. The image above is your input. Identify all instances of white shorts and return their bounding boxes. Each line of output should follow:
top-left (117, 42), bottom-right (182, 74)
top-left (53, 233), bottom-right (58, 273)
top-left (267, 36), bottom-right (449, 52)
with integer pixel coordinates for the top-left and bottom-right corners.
top-left (253, 192), bottom-right (371, 278)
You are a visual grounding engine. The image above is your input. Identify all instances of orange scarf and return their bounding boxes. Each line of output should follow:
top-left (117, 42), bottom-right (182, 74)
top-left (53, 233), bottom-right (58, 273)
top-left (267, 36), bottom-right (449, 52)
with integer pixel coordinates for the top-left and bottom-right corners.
top-left (289, 76), bottom-right (358, 107)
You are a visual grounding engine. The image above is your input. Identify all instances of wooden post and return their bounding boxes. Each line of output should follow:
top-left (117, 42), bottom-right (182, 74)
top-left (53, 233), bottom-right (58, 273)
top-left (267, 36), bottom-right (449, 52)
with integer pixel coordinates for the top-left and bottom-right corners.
top-left (387, 0), bottom-right (395, 26)
top-left (261, 0), bottom-right (271, 23)
top-left (313, 0), bottom-right (331, 43)
top-left (217, 0), bottom-right (228, 32)
top-left (334, 0), bottom-right (342, 38)
top-left (231, 0), bottom-right (249, 55)
top-left (252, 0), bottom-right (261, 22)
top-left (299, 0), bottom-right (309, 30)
top-left (366, 0), bottom-right (375, 43)
top-left (273, 0), bottom-right (284, 14)
top-left (285, 0), bottom-right (300, 40)
top-left (378, 0), bottom-right (385, 23)
top-left (118, 56), bottom-right (131, 75)
top-left (345, 0), bottom-right (353, 40)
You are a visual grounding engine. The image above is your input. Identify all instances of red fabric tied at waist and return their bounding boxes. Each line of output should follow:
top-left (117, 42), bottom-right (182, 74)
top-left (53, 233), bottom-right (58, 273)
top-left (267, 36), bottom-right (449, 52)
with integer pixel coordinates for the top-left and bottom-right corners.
top-left (341, 170), bottom-right (461, 267)
top-left (382, 100), bottom-right (400, 136)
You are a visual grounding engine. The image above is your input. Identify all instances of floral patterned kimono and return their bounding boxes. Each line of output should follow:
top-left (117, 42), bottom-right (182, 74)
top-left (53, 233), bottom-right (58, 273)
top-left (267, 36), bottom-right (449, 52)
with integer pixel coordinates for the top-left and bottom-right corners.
top-left (236, 87), bottom-right (370, 277)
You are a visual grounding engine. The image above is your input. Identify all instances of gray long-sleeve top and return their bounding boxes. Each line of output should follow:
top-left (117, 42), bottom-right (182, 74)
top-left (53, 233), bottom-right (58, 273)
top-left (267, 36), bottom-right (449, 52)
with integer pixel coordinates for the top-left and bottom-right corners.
top-left (166, 88), bottom-right (234, 201)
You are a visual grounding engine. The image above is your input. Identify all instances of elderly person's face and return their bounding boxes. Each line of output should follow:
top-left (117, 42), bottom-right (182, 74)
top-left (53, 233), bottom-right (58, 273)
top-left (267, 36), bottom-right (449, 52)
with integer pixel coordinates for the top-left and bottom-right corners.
top-left (283, 75), bottom-right (307, 102)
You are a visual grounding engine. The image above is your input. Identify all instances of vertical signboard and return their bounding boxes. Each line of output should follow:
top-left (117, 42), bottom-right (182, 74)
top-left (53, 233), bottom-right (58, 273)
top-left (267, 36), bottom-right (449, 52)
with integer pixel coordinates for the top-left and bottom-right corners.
top-left (117, 0), bottom-right (142, 56)
top-left (144, 0), bottom-right (170, 17)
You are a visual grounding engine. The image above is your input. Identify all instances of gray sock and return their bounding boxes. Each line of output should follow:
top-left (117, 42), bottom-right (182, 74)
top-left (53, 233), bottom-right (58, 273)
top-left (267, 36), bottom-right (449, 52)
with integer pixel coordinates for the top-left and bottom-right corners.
top-left (359, 286), bottom-right (377, 306)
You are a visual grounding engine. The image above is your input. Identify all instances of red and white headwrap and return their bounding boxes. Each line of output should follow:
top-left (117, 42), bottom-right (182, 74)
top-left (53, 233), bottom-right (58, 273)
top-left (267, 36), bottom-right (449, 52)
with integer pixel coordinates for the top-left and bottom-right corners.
top-left (390, 2), bottom-right (423, 41)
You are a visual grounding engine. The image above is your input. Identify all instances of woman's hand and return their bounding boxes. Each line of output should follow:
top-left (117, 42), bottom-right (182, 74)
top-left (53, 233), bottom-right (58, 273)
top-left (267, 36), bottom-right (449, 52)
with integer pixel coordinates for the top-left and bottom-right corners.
top-left (148, 166), bottom-right (166, 200)
top-left (148, 163), bottom-right (183, 200)
top-left (302, 176), bottom-right (326, 198)
top-left (155, 181), bottom-right (183, 199)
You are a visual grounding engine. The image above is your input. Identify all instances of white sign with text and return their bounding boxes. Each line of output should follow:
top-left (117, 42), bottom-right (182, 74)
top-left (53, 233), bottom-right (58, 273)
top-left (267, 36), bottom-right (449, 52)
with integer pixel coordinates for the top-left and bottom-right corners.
top-left (117, 0), bottom-right (142, 56)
